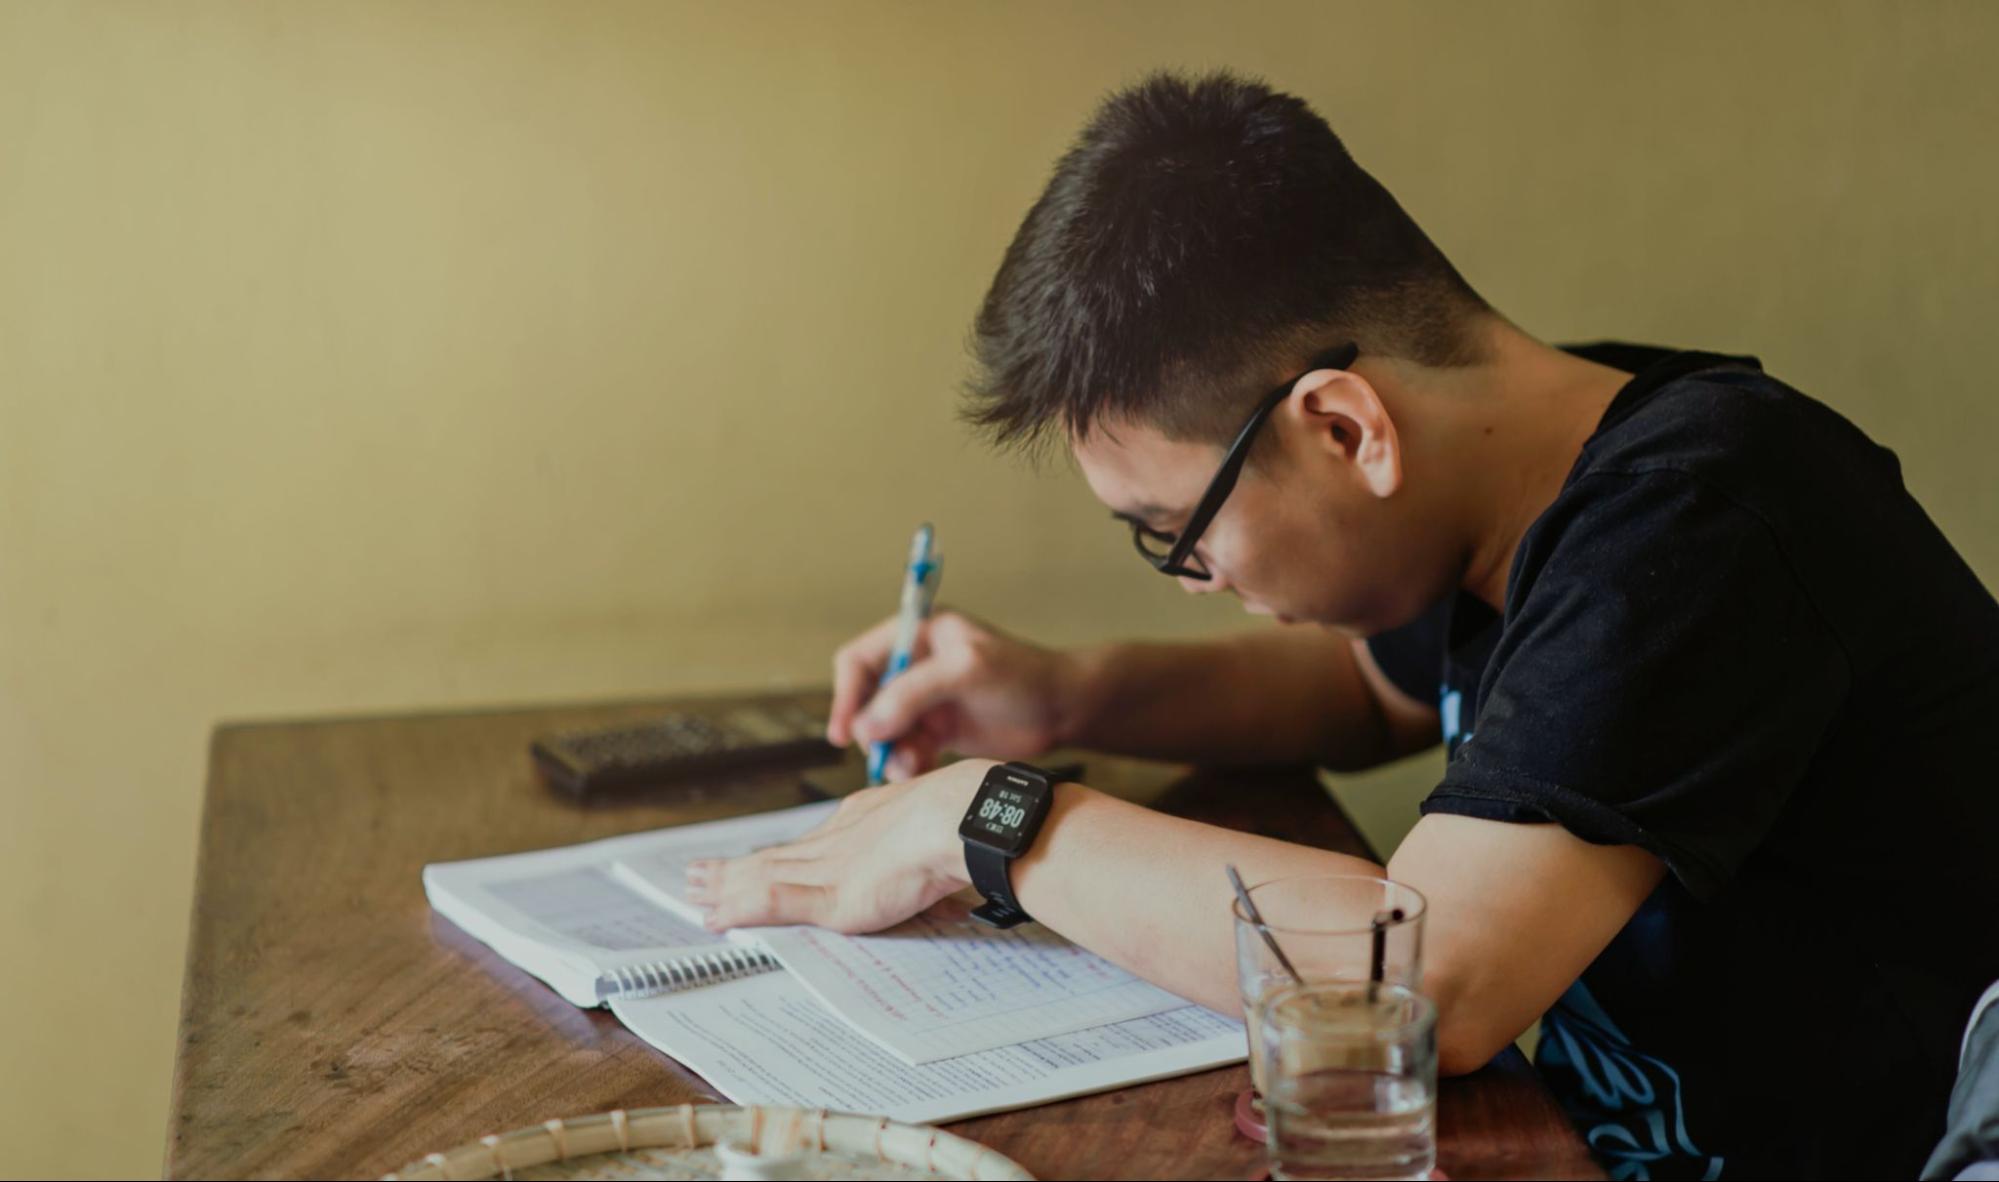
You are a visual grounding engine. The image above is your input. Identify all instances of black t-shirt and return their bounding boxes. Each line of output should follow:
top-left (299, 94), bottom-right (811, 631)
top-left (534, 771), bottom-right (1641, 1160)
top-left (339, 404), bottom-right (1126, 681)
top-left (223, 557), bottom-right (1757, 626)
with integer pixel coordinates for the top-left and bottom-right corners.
top-left (1367, 343), bottom-right (1999, 1180)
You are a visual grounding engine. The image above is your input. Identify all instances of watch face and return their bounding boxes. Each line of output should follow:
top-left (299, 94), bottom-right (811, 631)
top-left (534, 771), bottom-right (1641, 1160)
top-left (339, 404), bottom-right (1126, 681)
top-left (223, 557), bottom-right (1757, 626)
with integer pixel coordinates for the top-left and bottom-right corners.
top-left (958, 767), bottom-right (1048, 856)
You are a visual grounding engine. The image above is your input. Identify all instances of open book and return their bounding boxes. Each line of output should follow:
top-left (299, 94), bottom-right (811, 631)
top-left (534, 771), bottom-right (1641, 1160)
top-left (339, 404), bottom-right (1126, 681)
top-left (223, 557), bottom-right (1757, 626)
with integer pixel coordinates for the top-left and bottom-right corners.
top-left (424, 801), bottom-right (1245, 1123)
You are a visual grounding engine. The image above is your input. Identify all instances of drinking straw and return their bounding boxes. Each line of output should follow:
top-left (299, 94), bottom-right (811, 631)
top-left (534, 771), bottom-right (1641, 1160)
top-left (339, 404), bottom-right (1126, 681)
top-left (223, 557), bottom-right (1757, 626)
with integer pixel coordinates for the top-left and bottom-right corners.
top-left (1368, 906), bottom-right (1406, 1002)
top-left (1225, 864), bottom-right (1303, 986)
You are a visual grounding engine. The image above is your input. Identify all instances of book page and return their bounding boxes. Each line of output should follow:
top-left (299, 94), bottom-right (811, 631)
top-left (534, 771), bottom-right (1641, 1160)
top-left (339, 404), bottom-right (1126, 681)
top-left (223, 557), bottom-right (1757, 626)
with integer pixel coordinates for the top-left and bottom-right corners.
top-left (748, 896), bottom-right (1189, 1063)
top-left (478, 864), bottom-right (721, 953)
top-left (611, 970), bottom-right (1245, 1125)
top-left (425, 831), bottom-right (743, 1006)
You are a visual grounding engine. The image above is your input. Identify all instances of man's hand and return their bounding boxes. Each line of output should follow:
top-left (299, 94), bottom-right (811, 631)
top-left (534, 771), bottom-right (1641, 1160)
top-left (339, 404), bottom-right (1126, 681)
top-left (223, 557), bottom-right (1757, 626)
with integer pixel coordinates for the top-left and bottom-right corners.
top-left (686, 759), bottom-right (989, 933)
top-left (828, 610), bottom-right (1080, 781)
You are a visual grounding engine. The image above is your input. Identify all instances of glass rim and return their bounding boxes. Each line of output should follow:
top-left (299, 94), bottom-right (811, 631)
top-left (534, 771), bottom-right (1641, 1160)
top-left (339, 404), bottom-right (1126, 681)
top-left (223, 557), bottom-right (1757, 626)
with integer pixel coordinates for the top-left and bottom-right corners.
top-left (1230, 873), bottom-right (1428, 934)
top-left (1258, 979), bottom-right (1437, 1038)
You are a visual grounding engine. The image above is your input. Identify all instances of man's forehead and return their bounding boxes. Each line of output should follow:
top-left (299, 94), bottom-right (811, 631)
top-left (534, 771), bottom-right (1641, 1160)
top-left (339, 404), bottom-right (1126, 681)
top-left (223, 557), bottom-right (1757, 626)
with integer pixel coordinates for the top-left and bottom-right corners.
top-left (1069, 419), bottom-right (1220, 515)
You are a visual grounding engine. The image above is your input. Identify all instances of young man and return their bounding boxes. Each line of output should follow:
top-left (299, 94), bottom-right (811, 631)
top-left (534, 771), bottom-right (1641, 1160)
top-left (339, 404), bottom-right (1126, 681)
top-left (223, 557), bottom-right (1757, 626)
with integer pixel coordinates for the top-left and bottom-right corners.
top-left (686, 72), bottom-right (1999, 1178)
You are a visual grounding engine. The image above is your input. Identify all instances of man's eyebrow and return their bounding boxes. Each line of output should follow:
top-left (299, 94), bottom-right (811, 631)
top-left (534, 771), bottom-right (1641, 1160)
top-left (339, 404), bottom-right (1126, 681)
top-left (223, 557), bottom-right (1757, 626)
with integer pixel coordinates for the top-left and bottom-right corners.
top-left (1110, 503), bottom-right (1177, 525)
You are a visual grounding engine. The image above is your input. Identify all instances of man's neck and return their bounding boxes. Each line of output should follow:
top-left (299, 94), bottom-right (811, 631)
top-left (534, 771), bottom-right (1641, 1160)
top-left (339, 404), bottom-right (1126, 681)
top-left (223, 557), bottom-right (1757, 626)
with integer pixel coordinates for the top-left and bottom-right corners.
top-left (1437, 323), bottom-right (1633, 611)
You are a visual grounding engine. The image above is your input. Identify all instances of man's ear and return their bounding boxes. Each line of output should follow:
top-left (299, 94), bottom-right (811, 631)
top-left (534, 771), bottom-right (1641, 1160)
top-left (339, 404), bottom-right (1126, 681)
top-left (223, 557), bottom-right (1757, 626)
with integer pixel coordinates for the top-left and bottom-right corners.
top-left (1290, 368), bottom-right (1403, 498)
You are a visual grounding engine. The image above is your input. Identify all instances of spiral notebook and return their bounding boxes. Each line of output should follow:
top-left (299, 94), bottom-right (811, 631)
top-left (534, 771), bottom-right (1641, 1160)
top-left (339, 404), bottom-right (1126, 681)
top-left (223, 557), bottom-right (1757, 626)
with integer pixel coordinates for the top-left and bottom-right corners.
top-left (421, 804), bottom-right (825, 1011)
top-left (423, 800), bottom-right (1246, 1121)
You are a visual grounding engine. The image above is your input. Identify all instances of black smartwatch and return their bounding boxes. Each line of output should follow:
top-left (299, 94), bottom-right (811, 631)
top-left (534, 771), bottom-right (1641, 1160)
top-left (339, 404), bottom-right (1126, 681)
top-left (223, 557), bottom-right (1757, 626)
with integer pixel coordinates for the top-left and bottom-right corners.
top-left (957, 761), bottom-right (1058, 929)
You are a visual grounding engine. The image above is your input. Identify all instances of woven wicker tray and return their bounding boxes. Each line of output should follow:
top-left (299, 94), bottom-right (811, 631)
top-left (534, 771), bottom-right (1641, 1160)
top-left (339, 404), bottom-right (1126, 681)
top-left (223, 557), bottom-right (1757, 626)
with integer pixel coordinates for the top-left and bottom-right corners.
top-left (382, 1104), bottom-right (1036, 1181)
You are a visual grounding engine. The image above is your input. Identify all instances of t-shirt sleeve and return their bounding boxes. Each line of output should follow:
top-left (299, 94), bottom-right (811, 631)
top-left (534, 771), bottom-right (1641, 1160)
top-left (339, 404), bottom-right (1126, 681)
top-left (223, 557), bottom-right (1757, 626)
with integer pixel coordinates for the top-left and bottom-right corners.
top-left (1366, 594), bottom-right (1451, 707)
top-left (1421, 470), bottom-right (1851, 900)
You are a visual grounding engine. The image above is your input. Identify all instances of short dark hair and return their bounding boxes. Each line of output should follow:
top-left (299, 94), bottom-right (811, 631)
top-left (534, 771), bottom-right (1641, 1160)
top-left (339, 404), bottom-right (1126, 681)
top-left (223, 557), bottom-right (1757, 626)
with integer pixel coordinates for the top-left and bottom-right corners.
top-left (964, 70), bottom-right (1492, 453)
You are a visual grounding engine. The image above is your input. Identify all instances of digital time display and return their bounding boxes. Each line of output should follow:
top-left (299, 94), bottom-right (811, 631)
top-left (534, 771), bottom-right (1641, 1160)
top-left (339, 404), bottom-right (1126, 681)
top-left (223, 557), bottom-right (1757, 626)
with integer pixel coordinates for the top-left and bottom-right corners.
top-left (966, 782), bottom-right (1037, 844)
top-left (977, 793), bottom-right (1028, 831)
top-left (960, 767), bottom-right (1053, 861)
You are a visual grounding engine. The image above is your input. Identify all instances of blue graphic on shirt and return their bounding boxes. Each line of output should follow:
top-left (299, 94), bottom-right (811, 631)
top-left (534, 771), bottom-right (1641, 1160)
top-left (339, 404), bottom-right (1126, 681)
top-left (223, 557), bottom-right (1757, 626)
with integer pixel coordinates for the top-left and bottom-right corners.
top-left (1440, 688), bottom-right (1469, 756)
top-left (1537, 980), bottom-right (1724, 1180)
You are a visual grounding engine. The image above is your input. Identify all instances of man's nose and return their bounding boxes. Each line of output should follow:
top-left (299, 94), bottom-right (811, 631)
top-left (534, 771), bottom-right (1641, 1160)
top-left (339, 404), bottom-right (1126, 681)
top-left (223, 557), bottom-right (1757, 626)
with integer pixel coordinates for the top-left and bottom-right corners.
top-left (1177, 564), bottom-right (1230, 595)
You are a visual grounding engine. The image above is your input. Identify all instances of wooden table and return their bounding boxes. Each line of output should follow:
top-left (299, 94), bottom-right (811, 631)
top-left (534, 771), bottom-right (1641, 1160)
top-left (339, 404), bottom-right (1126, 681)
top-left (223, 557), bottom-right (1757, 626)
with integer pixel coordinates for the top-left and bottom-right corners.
top-left (167, 691), bottom-right (1602, 1180)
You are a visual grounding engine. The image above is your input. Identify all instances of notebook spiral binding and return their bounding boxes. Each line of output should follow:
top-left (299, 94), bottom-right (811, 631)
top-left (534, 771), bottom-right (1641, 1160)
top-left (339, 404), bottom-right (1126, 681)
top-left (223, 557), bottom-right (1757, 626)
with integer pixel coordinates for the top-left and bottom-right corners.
top-left (594, 947), bottom-right (779, 1003)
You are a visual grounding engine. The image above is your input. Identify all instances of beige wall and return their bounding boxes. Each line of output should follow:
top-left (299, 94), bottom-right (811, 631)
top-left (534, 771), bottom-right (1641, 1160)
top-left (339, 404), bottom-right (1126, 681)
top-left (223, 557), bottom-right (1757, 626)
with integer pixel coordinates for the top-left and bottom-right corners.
top-left (2, 2), bottom-right (1994, 1176)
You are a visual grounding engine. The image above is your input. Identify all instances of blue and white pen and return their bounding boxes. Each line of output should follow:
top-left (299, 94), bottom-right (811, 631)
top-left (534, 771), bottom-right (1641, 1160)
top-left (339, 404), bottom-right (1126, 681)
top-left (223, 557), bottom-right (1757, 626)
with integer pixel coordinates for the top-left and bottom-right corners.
top-left (866, 523), bottom-right (941, 785)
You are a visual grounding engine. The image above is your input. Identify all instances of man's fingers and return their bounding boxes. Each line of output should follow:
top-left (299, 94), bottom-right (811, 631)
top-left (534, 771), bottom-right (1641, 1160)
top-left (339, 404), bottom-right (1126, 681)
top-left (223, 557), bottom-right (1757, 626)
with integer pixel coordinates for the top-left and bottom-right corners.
top-left (885, 734), bottom-right (940, 782)
top-left (827, 615), bottom-right (911, 746)
top-left (885, 714), bottom-right (957, 781)
top-left (850, 657), bottom-right (959, 748)
top-left (708, 881), bottom-right (834, 931)
top-left (692, 853), bottom-right (836, 930)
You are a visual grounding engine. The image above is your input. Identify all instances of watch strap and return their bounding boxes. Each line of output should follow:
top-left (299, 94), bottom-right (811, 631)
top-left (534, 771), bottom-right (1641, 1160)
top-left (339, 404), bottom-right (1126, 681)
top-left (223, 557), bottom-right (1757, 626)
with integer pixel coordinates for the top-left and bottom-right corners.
top-left (965, 841), bottom-right (1029, 929)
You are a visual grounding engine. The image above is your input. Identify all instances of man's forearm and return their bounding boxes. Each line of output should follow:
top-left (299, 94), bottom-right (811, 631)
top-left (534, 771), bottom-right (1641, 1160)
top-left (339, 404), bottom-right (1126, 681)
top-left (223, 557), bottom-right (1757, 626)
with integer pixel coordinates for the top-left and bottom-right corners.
top-left (696, 767), bottom-right (1374, 1017)
top-left (997, 779), bottom-right (1384, 1013)
top-left (1060, 626), bottom-right (1392, 768)
top-left (981, 781), bottom-right (1663, 1078)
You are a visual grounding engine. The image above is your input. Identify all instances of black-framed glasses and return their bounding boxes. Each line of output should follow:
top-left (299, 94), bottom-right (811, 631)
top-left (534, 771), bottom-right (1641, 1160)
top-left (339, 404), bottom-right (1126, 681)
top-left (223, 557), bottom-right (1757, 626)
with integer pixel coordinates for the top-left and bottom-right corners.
top-left (1124, 341), bottom-right (1360, 580)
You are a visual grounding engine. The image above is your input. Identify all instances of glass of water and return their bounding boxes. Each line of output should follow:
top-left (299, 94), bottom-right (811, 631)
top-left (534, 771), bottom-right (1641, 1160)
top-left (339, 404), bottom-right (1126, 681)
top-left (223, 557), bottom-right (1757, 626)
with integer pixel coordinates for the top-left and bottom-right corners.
top-left (1233, 876), bottom-right (1426, 1101)
top-left (1256, 980), bottom-right (1438, 1181)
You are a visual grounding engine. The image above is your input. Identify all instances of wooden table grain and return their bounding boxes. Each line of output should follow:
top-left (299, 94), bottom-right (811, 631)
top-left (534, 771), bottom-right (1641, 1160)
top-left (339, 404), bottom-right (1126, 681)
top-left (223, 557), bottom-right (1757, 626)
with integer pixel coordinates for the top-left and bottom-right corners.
top-left (166, 691), bottom-right (1602, 1180)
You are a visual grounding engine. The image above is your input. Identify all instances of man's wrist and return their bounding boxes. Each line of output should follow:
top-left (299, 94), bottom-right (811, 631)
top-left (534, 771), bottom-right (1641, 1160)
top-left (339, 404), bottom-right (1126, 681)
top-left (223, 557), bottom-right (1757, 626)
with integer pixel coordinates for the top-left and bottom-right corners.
top-left (926, 758), bottom-right (993, 886)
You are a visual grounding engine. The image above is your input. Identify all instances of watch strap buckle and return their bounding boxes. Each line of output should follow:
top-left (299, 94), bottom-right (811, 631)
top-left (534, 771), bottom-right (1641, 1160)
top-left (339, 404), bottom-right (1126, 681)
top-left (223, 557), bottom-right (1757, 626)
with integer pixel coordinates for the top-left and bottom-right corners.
top-left (969, 898), bottom-right (1030, 929)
